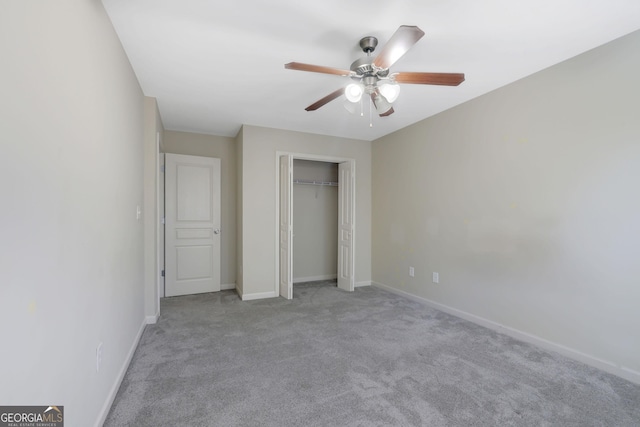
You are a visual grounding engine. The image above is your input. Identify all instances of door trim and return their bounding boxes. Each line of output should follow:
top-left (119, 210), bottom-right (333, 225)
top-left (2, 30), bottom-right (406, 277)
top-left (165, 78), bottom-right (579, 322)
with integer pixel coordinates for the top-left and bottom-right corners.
top-left (274, 151), bottom-right (356, 298)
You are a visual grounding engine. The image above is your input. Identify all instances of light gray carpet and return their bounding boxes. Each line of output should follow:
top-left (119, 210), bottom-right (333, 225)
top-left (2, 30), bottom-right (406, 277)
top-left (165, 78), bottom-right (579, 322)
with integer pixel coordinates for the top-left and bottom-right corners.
top-left (105, 281), bottom-right (640, 426)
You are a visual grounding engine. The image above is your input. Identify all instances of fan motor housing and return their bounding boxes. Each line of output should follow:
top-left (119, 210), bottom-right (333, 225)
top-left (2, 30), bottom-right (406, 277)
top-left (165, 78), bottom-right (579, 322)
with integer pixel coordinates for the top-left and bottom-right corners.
top-left (350, 36), bottom-right (389, 79)
top-left (350, 57), bottom-right (389, 79)
top-left (350, 57), bottom-right (374, 76)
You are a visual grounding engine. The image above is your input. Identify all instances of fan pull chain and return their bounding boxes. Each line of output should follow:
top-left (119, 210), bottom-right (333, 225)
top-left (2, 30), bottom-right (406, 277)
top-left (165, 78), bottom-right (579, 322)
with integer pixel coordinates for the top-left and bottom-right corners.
top-left (369, 97), bottom-right (373, 127)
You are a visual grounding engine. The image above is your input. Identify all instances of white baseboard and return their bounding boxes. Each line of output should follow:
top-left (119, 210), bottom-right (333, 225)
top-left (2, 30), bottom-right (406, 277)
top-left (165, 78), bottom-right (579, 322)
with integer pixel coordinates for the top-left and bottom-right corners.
top-left (371, 281), bottom-right (640, 385)
top-left (145, 310), bottom-right (159, 325)
top-left (241, 290), bottom-right (279, 301)
top-left (94, 317), bottom-right (147, 427)
top-left (221, 283), bottom-right (236, 290)
top-left (355, 281), bottom-right (371, 288)
top-left (293, 274), bottom-right (337, 283)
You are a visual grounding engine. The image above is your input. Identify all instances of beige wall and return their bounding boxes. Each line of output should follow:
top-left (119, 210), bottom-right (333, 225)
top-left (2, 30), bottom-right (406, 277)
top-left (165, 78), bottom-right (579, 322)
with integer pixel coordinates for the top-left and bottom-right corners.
top-left (163, 130), bottom-right (237, 286)
top-left (372, 30), bottom-right (640, 382)
top-left (293, 159), bottom-right (339, 182)
top-left (0, 1), bottom-right (146, 425)
top-left (292, 185), bottom-right (338, 281)
top-left (238, 125), bottom-right (372, 298)
top-left (143, 97), bottom-right (163, 318)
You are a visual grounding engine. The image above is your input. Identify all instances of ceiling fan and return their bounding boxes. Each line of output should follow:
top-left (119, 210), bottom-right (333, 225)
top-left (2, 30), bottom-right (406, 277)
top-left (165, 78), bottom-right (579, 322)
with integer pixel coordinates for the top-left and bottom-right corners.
top-left (285, 25), bottom-right (465, 117)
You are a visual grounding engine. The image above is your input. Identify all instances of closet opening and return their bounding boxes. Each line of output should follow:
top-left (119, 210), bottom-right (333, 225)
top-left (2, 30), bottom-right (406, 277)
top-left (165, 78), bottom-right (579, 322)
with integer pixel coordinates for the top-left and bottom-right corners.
top-left (277, 153), bottom-right (355, 300)
top-left (292, 159), bottom-right (339, 287)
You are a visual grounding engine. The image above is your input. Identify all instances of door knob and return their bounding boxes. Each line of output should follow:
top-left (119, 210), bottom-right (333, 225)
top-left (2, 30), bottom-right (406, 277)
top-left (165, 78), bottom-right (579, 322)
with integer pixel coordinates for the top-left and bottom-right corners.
top-left (214, 228), bottom-right (221, 234)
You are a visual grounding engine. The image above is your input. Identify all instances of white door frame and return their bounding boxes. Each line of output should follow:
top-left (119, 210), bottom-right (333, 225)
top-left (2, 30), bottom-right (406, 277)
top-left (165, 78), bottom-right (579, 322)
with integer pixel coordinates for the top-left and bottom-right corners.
top-left (275, 151), bottom-right (356, 298)
top-left (157, 149), bottom-right (165, 299)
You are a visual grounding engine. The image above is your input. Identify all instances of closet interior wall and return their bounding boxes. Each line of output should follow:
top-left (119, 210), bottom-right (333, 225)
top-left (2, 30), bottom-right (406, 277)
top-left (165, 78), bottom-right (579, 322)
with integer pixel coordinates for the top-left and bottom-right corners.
top-left (292, 159), bottom-right (339, 283)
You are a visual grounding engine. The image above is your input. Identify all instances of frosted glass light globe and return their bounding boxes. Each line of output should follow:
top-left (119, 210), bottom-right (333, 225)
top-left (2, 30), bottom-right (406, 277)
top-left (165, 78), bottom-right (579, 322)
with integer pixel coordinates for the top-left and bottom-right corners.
top-left (379, 83), bottom-right (400, 103)
top-left (345, 83), bottom-right (364, 103)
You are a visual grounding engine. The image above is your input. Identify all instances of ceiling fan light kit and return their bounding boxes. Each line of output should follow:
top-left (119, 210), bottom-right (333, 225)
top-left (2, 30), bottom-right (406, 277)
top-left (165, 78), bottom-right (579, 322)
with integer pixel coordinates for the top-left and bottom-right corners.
top-left (285, 25), bottom-right (465, 124)
top-left (378, 82), bottom-right (400, 103)
top-left (371, 91), bottom-right (394, 116)
top-left (345, 83), bottom-right (364, 103)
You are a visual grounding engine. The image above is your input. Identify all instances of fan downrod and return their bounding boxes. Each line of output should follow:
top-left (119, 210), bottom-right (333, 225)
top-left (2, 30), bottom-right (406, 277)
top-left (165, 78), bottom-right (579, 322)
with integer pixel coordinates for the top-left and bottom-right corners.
top-left (351, 36), bottom-right (385, 77)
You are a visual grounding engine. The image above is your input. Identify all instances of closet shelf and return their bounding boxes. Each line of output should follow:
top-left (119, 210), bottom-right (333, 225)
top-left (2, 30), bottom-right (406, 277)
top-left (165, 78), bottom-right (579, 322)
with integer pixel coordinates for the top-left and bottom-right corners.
top-left (293, 179), bottom-right (338, 187)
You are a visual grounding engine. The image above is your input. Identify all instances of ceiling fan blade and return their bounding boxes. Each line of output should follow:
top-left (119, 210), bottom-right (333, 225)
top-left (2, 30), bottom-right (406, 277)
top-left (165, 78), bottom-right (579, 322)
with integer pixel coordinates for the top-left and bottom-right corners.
top-left (394, 72), bottom-right (465, 86)
top-left (285, 62), bottom-right (351, 76)
top-left (305, 88), bottom-right (345, 111)
top-left (373, 25), bottom-right (425, 70)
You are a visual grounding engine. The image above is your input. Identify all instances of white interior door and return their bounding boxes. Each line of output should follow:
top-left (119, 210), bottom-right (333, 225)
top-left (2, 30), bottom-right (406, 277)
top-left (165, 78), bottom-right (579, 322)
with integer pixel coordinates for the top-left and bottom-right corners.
top-left (279, 155), bottom-right (293, 299)
top-left (165, 153), bottom-right (221, 297)
top-left (338, 161), bottom-right (355, 292)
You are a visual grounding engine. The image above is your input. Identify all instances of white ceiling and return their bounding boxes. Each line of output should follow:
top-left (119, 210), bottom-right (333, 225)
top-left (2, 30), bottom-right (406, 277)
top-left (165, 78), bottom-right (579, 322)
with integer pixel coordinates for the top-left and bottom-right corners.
top-left (102, 0), bottom-right (640, 141)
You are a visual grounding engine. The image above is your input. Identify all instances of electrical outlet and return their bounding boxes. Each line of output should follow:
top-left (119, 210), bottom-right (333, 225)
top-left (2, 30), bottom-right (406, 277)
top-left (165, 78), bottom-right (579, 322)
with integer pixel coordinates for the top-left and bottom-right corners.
top-left (432, 272), bottom-right (439, 283)
top-left (96, 342), bottom-right (103, 372)
top-left (409, 266), bottom-right (415, 277)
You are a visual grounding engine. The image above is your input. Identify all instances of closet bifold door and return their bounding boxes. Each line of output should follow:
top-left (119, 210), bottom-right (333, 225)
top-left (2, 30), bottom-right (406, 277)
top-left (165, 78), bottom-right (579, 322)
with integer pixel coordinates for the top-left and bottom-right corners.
top-left (279, 155), bottom-right (293, 299)
top-left (337, 160), bottom-right (355, 292)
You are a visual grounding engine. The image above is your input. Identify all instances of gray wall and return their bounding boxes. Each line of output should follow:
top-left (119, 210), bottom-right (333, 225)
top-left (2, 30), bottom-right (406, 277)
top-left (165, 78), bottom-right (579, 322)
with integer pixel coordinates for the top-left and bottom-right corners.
top-left (372, 30), bottom-right (640, 382)
top-left (0, 1), bottom-right (146, 425)
top-left (163, 130), bottom-right (237, 287)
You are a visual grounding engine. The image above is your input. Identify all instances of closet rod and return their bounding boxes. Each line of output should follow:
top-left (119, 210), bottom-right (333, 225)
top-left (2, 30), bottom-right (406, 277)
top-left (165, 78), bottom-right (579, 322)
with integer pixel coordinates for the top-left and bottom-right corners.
top-left (293, 179), bottom-right (338, 187)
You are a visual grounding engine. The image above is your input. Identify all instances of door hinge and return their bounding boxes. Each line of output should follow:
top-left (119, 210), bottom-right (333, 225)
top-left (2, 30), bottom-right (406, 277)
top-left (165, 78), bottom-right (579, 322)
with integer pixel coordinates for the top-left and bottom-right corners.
top-left (161, 270), bottom-right (165, 277)
top-left (161, 217), bottom-right (165, 224)
top-left (160, 165), bottom-right (165, 173)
